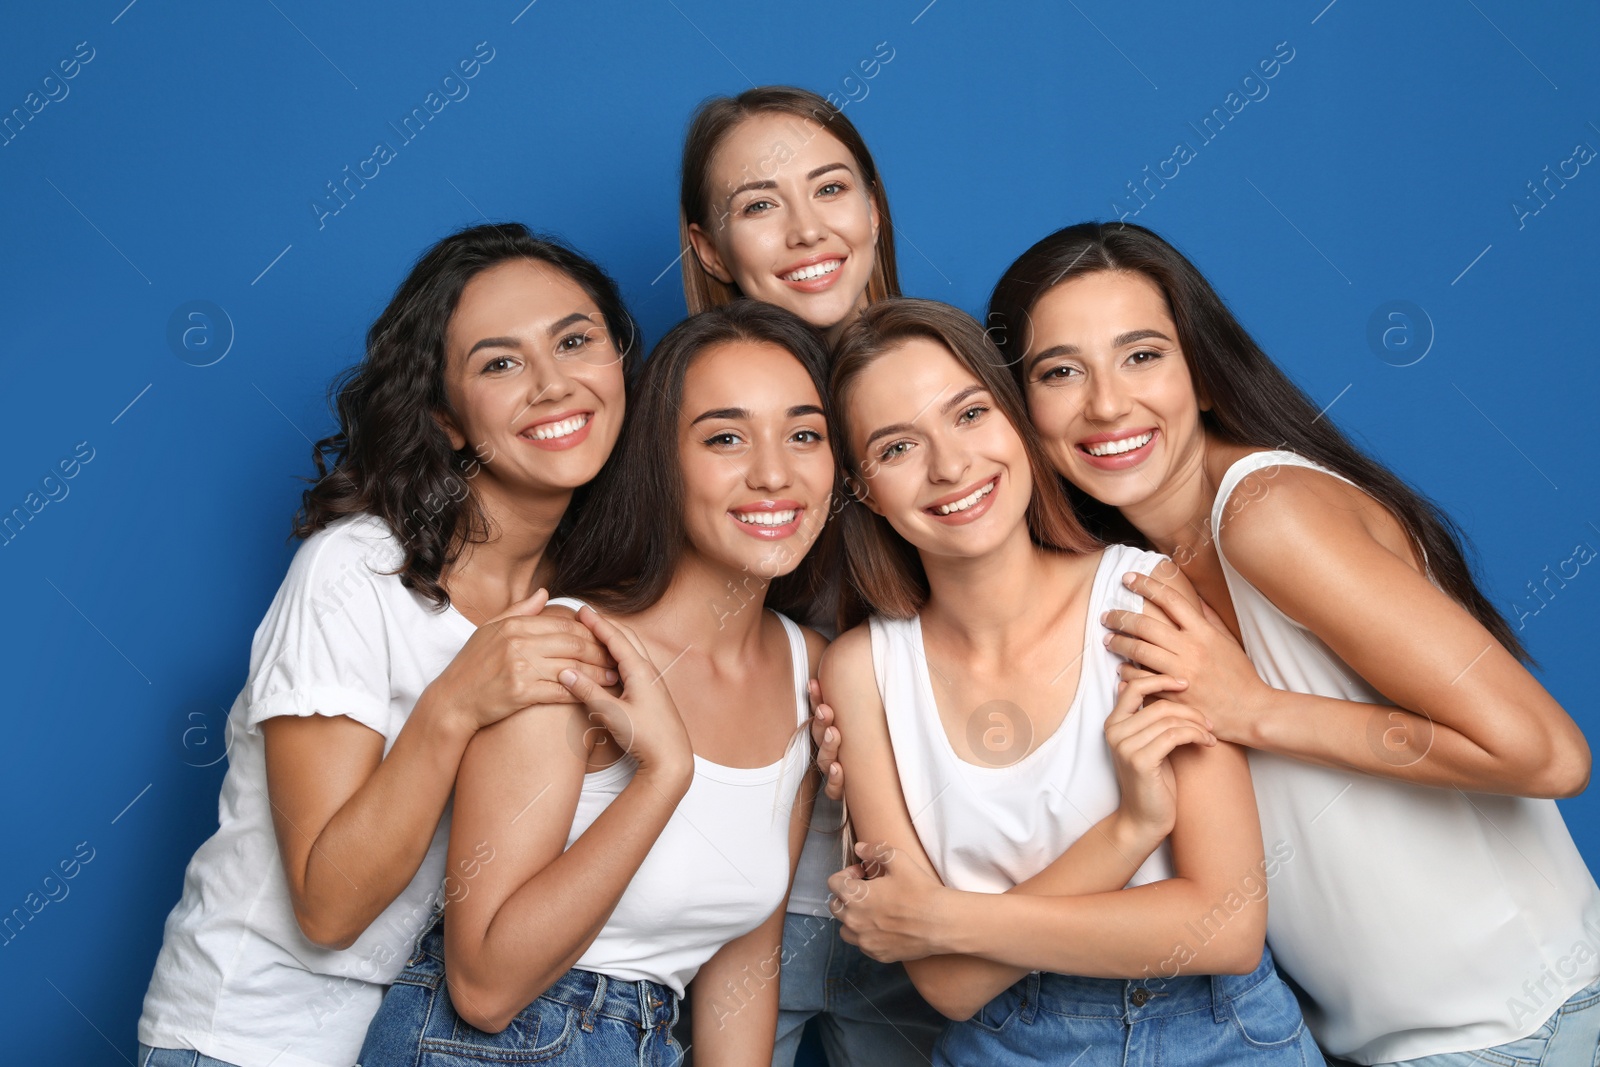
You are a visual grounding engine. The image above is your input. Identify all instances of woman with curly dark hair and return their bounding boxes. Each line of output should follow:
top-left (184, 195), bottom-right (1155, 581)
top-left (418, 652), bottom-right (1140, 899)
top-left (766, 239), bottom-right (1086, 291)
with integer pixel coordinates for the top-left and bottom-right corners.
top-left (136, 223), bottom-right (639, 1067)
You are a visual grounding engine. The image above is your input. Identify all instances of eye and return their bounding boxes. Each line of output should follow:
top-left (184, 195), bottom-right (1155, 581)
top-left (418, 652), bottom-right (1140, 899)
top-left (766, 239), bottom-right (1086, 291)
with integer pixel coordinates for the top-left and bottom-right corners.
top-left (481, 355), bottom-right (516, 374)
top-left (705, 431), bottom-right (743, 448)
top-left (817, 180), bottom-right (847, 197)
top-left (877, 440), bottom-right (914, 463)
top-left (555, 332), bottom-right (590, 354)
top-left (957, 404), bottom-right (988, 424)
top-left (1126, 348), bottom-right (1163, 366)
top-left (1036, 363), bottom-right (1080, 383)
top-left (791, 428), bottom-right (826, 445)
top-left (742, 198), bottom-right (776, 216)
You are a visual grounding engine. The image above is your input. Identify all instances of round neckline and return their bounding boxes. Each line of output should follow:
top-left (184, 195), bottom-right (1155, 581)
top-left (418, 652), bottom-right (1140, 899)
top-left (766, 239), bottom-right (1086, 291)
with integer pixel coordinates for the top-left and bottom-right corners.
top-left (908, 549), bottom-right (1113, 774)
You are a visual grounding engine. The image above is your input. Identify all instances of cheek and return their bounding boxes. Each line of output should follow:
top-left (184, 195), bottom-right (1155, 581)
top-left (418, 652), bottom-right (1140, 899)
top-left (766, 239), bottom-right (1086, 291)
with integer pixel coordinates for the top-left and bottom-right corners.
top-left (726, 225), bottom-right (779, 282)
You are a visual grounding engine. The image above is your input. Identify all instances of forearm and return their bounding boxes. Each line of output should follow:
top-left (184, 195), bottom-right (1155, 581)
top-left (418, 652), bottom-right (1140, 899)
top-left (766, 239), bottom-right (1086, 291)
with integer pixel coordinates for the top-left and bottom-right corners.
top-left (451, 767), bottom-right (691, 1028)
top-left (1243, 688), bottom-right (1575, 796)
top-left (291, 697), bottom-right (474, 947)
top-left (946, 876), bottom-right (1264, 979)
top-left (902, 812), bottom-right (1166, 1017)
top-left (692, 905), bottom-right (786, 1066)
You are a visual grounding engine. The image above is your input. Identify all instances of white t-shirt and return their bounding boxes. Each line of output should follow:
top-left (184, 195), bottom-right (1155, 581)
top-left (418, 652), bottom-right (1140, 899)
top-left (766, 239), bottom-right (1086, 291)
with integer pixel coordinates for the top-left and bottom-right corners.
top-left (138, 514), bottom-right (476, 1067)
top-left (550, 598), bottom-right (813, 997)
top-left (870, 544), bottom-right (1174, 894)
top-left (1213, 451), bottom-right (1600, 1063)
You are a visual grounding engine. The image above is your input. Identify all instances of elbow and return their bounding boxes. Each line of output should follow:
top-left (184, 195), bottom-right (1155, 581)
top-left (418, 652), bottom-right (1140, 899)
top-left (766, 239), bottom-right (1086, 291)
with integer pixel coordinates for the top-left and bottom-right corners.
top-left (1208, 911), bottom-right (1268, 977)
top-left (907, 972), bottom-right (983, 1023)
top-left (1538, 739), bottom-right (1591, 799)
top-left (291, 901), bottom-right (361, 952)
top-left (447, 974), bottom-right (517, 1034)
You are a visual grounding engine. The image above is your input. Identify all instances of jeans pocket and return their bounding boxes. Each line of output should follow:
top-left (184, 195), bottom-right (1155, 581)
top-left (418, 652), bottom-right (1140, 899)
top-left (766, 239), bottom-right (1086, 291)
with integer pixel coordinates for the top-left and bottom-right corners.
top-left (1227, 974), bottom-right (1308, 1050)
top-left (966, 986), bottom-right (1021, 1034)
top-left (420, 996), bottom-right (577, 1064)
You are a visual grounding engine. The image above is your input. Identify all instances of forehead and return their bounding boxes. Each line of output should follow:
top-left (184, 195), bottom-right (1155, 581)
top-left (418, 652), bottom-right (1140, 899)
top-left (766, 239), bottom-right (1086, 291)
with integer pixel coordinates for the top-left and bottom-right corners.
top-left (708, 112), bottom-right (861, 189)
top-left (681, 339), bottom-right (820, 415)
top-left (848, 338), bottom-right (976, 427)
top-left (448, 259), bottom-right (594, 345)
top-left (1028, 270), bottom-right (1173, 346)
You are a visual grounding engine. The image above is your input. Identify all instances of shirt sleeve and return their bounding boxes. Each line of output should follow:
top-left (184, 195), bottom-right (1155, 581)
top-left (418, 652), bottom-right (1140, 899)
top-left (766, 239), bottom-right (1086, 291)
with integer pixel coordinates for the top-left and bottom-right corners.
top-left (242, 522), bottom-right (398, 739)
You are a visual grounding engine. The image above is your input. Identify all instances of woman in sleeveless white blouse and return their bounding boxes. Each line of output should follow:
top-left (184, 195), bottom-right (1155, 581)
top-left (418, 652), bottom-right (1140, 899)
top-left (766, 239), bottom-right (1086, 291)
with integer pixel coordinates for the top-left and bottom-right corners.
top-left (358, 301), bottom-right (837, 1066)
top-left (819, 300), bottom-right (1323, 1065)
top-left (973, 222), bottom-right (1600, 1066)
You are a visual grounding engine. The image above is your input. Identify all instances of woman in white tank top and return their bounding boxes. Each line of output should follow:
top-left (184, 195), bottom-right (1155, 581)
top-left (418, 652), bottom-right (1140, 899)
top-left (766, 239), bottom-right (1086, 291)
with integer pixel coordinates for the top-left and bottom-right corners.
top-left (975, 222), bottom-right (1600, 1066)
top-left (819, 299), bottom-right (1325, 1065)
top-left (358, 301), bottom-right (837, 1065)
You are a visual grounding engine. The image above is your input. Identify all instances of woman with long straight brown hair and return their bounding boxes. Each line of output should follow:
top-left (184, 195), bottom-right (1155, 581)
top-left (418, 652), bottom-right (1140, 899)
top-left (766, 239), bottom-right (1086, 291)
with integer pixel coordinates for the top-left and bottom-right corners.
top-left (821, 297), bottom-right (1322, 1065)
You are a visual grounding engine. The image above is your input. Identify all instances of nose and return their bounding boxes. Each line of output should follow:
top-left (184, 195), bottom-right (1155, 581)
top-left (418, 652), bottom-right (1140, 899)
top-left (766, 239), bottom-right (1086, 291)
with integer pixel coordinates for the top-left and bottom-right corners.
top-left (787, 195), bottom-right (827, 248)
top-left (746, 432), bottom-right (794, 493)
top-left (924, 433), bottom-right (970, 487)
top-left (519, 351), bottom-right (577, 416)
top-left (1081, 367), bottom-right (1131, 428)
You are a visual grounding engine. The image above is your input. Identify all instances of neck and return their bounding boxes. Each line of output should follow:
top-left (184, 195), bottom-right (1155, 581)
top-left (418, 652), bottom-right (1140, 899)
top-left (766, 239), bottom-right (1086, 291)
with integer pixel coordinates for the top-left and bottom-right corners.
top-left (1116, 431), bottom-right (1226, 561)
top-left (919, 517), bottom-right (1065, 647)
top-left (632, 545), bottom-right (774, 663)
top-left (823, 287), bottom-right (873, 348)
top-left (443, 479), bottom-right (573, 617)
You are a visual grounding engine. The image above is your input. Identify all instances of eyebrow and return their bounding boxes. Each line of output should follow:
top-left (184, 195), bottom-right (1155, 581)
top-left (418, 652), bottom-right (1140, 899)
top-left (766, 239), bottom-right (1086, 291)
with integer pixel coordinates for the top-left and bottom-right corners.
top-left (1024, 328), bottom-right (1174, 371)
top-left (862, 384), bottom-right (987, 449)
top-left (691, 403), bottom-right (826, 425)
top-left (464, 313), bottom-right (598, 357)
top-left (724, 162), bottom-right (855, 205)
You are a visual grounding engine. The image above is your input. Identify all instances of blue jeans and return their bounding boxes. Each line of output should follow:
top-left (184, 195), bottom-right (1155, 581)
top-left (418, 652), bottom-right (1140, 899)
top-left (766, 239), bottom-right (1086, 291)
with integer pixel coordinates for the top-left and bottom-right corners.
top-left (934, 946), bottom-right (1324, 1066)
top-left (358, 916), bottom-right (682, 1066)
top-left (772, 912), bottom-right (944, 1067)
top-left (1357, 975), bottom-right (1600, 1067)
top-left (136, 1049), bottom-right (243, 1067)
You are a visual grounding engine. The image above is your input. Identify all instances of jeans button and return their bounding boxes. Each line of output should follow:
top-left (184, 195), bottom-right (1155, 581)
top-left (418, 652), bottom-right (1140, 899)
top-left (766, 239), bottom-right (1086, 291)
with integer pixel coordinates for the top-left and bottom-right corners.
top-left (1130, 987), bottom-right (1150, 1008)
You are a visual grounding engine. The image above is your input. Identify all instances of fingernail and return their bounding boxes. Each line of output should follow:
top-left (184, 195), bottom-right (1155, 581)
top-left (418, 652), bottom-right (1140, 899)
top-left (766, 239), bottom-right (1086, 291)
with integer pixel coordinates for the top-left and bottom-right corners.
top-left (1123, 572), bottom-right (1136, 586)
top-left (1102, 633), bottom-right (1113, 646)
top-left (605, 670), bottom-right (619, 684)
top-left (825, 727), bottom-right (837, 743)
top-left (829, 764), bottom-right (840, 777)
top-left (1100, 611), bottom-right (1110, 624)
top-left (558, 669), bottom-right (578, 687)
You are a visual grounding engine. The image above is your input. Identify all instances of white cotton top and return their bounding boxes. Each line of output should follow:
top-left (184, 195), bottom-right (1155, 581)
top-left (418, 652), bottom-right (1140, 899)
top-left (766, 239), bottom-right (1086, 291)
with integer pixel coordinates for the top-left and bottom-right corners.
top-left (1213, 450), bottom-right (1600, 1064)
top-left (870, 544), bottom-right (1173, 895)
top-left (788, 794), bottom-right (846, 919)
top-left (550, 598), bottom-right (812, 997)
top-left (138, 514), bottom-right (475, 1067)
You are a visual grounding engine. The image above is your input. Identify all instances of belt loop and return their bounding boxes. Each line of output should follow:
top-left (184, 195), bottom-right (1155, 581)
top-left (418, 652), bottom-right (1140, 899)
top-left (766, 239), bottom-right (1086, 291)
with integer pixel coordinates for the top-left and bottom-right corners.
top-left (1211, 972), bottom-right (1230, 1023)
top-left (581, 972), bottom-right (606, 1032)
top-left (1018, 971), bottom-right (1042, 1024)
top-left (636, 979), bottom-right (652, 1032)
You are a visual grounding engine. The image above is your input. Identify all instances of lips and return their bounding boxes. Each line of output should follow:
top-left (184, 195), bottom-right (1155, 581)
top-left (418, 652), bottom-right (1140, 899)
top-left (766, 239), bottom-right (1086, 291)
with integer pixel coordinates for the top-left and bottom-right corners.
top-left (518, 411), bottom-right (594, 451)
top-left (778, 254), bottom-right (845, 293)
top-left (924, 475), bottom-right (1000, 525)
top-left (729, 499), bottom-right (806, 540)
top-left (1075, 427), bottom-right (1158, 470)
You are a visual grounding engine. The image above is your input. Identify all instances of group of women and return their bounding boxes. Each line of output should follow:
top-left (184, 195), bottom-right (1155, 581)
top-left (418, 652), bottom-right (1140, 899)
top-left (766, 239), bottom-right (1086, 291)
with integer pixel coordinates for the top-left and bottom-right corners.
top-left (135, 86), bottom-right (1600, 1067)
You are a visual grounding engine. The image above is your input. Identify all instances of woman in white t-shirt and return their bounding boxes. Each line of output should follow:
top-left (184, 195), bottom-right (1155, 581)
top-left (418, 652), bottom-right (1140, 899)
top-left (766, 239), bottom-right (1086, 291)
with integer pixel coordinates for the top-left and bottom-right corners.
top-left (136, 223), bottom-right (637, 1067)
top-left (975, 222), bottom-right (1599, 1065)
top-left (819, 299), bottom-right (1323, 1065)
top-left (357, 299), bottom-right (837, 1066)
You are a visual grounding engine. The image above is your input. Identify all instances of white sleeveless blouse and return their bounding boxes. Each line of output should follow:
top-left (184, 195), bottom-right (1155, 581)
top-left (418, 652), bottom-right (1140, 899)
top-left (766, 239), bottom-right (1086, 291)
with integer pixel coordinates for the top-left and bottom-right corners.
top-left (870, 544), bottom-right (1174, 895)
top-left (1212, 451), bottom-right (1600, 1063)
top-left (549, 598), bottom-right (812, 997)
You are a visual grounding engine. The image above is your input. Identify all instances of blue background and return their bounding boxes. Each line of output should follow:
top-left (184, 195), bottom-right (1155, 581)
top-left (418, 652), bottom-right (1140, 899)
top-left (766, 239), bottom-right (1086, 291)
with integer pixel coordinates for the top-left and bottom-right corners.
top-left (2, 1), bottom-right (1597, 1062)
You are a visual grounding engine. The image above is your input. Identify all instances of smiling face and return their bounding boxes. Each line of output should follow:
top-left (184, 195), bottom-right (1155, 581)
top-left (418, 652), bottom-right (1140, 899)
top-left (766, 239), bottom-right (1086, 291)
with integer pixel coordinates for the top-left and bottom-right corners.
top-left (676, 340), bottom-right (834, 581)
top-left (688, 112), bottom-right (881, 336)
top-left (845, 337), bottom-right (1034, 562)
top-left (1020, 270), bottom-right (1207, 513)
top-left (438, 258), bottom-right (626, 500)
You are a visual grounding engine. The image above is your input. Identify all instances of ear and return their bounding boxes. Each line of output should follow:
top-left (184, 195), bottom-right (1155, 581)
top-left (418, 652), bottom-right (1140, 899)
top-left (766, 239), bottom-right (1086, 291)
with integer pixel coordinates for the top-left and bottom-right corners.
top-left (843, 471), bottom-right (884, 517)
top-left (686, 222), bottom-right (735, 285)
top-left (867, 184), bottom-right (881, 245)
top-left (433, 408), bottom-right (466, 452)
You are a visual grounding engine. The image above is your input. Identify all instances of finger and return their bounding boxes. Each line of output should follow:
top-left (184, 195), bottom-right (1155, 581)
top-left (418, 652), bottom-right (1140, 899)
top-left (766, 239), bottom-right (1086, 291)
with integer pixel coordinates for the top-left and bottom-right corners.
top-left (1105, 633), bottom-right (1181, 677)
top-left (808, 678), bottom-right (822, 715)
top-left (488, 587), bottom-right (550, 623)
top-left (1199, 599), bottom-right (1230, 633)
top-left (1104, 608), bottom-right (1181, 652)
top-left (1118, 662), bottom-right (1159, 683)
top-left (824, 761), bottom-right (845, 802)
top-left (1122, 570), bottom-right (1205, 630)
top-left (810, 702), bottom-right (835, 749)
top-left (816, 724), bottom-right (840, 767)
top-left (572, 607), bottom-right (657, 683)
top-left (1105, 674), bottom-right (1189, 729)
top-left (1125, 720), bottom-right (1218, 759)
top-left (513, 630), bottom-right (620, 676)
top-left (1120, 707), bottom-right (1216, 749)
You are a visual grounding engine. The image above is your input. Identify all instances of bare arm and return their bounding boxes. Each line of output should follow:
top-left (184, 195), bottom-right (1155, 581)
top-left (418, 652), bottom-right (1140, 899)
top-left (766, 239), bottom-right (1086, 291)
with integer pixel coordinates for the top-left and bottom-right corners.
top-left (1110, 466), bottom-right (1591, 797)
top-left (264, 591), bottom-right (620, 949)
top-left (442, 607), bottom-right (695, 1032)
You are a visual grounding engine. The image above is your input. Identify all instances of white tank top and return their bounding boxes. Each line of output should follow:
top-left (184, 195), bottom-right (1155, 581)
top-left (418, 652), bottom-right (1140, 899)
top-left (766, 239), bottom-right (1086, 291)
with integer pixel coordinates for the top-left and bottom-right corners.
top-left (870, 544), bottom-right (1174, 895)
top-left (1212, 451), bottom-right (1600, 1063)
top-left (549, 598), bottom-right (811, 997)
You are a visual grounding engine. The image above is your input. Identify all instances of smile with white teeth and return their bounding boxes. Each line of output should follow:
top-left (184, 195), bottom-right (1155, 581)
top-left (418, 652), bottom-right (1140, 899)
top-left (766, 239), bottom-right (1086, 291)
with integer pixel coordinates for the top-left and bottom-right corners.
top-left (524, 413), bottom-right (590, 441)
top-left (781, 259), bottom-right (842, 283)
top-left (934, 480), bottom-right (995, 516)
top-left (733, 509), bottom-right (798, 526)
top-left (1083, 431), bottom-right (1154, 457)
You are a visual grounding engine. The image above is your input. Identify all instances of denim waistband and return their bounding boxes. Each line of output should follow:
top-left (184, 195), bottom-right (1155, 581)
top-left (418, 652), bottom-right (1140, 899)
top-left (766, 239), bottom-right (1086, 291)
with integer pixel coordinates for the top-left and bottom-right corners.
top-left (1015, 945), bottom-right (1281, 1023)
top-left (400, 913), bottom-right (678, 1030)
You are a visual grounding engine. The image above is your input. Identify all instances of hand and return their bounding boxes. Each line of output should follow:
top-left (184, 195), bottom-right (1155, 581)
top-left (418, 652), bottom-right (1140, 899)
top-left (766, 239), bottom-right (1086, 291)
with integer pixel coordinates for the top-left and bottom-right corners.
top-left (827, 842), bottom-right (948, 963)
top-left (1105, 673), bottom-right (1215, 841)
top-left (1105, 571), bottom-right (1272, 745)
top-left (425, 589), bottom-right (620, 733)
top-left (808, 681), bottom-right (845, 802)
top-left (557, 606), bottom-right (693, 782)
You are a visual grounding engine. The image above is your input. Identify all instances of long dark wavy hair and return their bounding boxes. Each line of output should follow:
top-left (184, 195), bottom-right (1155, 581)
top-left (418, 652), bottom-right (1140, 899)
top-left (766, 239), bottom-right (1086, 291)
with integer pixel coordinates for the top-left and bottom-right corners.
top-left (554, 300), bottom-right (840, 619)
top-left (987, 220), bottom-right (1529, 662)
top-left (831, 298), bottom-right (1099, 631)
top-left (679, 85), bottom-right (900, 314)
top-left (294, 223), bottom-right (641, 608)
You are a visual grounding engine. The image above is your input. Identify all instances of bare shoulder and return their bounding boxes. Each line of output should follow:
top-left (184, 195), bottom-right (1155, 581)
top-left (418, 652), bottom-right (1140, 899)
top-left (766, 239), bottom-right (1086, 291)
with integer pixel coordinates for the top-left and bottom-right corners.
top-left (1224, 463), bottom-right (1409, 559)
top-left (818, 622), bottom-right (875, 696)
